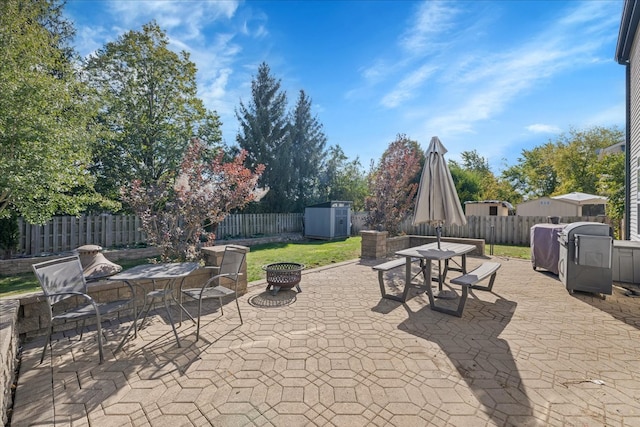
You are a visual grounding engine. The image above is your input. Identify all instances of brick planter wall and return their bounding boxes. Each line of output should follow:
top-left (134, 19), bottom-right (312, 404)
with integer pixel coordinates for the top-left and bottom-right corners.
top-left (360, 232), bottom-right (485, 259)
top-left (360, 231), bottom-right (388, 258)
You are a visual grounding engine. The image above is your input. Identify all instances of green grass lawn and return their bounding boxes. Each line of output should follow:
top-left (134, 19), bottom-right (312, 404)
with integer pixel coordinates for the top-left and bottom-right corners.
top-left (245, 236), bottom-right (362, 283)
top-left (0, 237), bottom-right (530, 298)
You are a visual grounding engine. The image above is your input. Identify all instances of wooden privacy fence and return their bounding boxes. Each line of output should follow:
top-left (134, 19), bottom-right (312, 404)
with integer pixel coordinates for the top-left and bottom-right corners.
top-left (17, 215), bottom-right (145, 256)
top-left (17, 213), bottom-right (304, 256)
top-left (350, 213), bottom-right (611, 246)
top-left (16, 212), bottom-right (610, 256)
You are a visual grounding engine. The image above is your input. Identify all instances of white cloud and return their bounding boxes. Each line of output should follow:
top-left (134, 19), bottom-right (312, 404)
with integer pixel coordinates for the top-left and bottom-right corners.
top-left (353, 0), bottom-right (620, 142)
top-left (526, 124), bottom-right (562, 134)
top-left (419, 1), bottom-right (618, 137)
top-left (106, 0), bottom-right (238, 37)
top-left (381, 64), bottom-right (437, 108)
top-left (400, 1), bottom-right (460, 54)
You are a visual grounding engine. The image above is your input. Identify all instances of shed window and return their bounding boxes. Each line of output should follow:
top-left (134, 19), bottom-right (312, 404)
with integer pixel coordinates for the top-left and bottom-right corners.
top-left (489, 206), bottom-right (498, 216)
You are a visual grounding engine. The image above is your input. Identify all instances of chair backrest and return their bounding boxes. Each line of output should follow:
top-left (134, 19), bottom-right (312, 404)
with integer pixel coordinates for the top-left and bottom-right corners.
top-left (32, 256), bottom-right (88, 305)
top-left (219, 247), bottom-right (246, 282)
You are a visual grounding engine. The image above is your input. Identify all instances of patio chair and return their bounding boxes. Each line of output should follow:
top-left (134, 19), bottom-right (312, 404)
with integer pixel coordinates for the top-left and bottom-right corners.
top-left (180, 246), bottom-right (245, 341)
top-left (32, 255), bottom-right (136, 364)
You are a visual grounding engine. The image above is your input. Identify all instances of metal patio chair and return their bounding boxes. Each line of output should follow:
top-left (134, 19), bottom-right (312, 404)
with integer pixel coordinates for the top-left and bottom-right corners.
top-left (180, 247), bottom-right (245, 341)
top-left (32, 255), bottom-right (136, 364)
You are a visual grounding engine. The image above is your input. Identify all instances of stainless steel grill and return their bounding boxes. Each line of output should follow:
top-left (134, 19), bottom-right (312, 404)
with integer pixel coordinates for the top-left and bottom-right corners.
top-left (558, 222), bottom-right (613, 296)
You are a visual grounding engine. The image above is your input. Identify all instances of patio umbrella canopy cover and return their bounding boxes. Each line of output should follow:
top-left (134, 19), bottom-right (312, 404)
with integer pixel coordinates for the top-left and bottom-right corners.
top-left (412, 136), bottom-right (467, 246)
top-left (551, 192), bottom-right (607, 205)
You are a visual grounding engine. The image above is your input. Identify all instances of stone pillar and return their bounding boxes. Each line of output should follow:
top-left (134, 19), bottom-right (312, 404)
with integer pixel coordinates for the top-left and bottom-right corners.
top-left (360, 230), bottom-right (388, 259)
top-left (201, 245), bottom-right (250, 295)
top-left (75, 244), bottom-right (122, 280)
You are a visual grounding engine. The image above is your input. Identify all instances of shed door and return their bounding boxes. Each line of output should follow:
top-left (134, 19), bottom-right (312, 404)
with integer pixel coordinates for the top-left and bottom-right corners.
top-left (334, 207), bottom-right (349, 237)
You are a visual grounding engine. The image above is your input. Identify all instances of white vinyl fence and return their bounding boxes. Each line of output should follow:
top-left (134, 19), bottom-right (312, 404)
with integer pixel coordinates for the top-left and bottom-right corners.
top-left (16, 213), bottom-right (610, 256)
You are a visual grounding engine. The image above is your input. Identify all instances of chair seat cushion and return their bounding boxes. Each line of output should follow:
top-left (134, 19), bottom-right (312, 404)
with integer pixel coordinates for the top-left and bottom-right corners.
top-left (182, 285), bottom-right (234, 300)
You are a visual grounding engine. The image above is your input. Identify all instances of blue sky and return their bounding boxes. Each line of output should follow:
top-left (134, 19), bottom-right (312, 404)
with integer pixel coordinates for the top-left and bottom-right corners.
top-left (65, 0), bottom-right (625, 173)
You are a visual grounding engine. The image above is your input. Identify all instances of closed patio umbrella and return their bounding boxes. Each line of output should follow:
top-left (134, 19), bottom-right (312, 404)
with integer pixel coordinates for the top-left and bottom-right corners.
top-left (412, 136), bottom-right (467, 299)
top-left (412, 136), bottom-right (467, 245)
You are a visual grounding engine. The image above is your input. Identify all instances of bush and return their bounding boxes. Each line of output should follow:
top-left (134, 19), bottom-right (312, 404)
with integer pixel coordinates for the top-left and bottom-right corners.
top-left (0, 211), bottom-right (19, 259)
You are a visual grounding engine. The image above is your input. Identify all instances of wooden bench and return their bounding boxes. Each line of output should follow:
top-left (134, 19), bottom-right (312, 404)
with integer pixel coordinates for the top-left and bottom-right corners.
top-left (426, 262), bottom-right (501, 317)
top-left (372, 258), bottom-right (421, 302)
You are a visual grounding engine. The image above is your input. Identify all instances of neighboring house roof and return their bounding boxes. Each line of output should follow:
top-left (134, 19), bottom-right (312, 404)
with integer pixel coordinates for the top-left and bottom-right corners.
top-left (616, 0), bottom-right (640, 64)
top-left (597, 141), bottom-right (625, 158)
top-left (464, 200), bottom-right (514, 210)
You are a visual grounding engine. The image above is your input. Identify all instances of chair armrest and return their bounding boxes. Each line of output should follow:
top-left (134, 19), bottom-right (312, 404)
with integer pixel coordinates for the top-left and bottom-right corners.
top-left (44, 291), bottom-right (99, 310)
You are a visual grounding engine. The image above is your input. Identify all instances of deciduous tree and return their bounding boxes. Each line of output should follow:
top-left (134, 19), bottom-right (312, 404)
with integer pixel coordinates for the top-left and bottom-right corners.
top-left (452, 150), bottom-right (522, 206)
top-left (320, 145), bottom-right (368, 211)
top-left (364, 135), bottom-right (424, 235)
top-left (501, 126), bottom-right (623, 202)
top-left (83, 21), bottom-right (222, 201)
top-left (122, 139), bottom-right (264, 261)
top-left (501, 143), bottom-right (559, 199)
top-left (0, 0), bottom-right (102, 223)
top-left (553, 127), bottom-right (624, 194)
top-left (598, 151), bottom-right (625, 235)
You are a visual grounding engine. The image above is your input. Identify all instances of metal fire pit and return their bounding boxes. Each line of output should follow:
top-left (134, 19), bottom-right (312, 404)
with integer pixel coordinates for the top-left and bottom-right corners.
top-left (262, 262), bottom-right (305, 295)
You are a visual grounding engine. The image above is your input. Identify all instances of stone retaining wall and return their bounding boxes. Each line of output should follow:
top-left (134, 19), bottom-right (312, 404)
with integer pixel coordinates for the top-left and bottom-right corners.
top-left (1, 233), bottom-right (303, 276)
top-left (0, 247), bottom-right (161, 276)
top-left (0, 299), bottom-right (19, 426)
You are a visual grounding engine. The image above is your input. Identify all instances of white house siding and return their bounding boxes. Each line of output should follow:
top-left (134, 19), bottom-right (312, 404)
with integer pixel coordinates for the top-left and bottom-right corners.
top-left (631, 29), bottom-right (640, 240)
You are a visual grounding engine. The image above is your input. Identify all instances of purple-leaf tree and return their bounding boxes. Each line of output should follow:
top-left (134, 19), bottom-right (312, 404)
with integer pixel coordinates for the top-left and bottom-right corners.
top-left (364, 134), bottom-right (424, 236)
top-left (122, 139), bottom-right (265, 261)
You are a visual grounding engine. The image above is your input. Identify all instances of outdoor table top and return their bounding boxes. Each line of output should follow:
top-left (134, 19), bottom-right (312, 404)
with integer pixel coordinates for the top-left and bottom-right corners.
top-left (109, 262), bottom-right (201, 281)
top-left (395, 241), bottom-right (476, 260)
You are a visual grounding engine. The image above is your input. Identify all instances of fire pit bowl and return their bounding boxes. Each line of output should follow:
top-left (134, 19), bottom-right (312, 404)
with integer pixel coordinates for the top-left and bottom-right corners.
top-left (262, 262), bottom-right (305, 295)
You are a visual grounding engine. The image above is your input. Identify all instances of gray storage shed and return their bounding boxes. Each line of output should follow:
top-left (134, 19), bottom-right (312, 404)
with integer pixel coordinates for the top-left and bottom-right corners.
top-left (304, 201), bottom-right (352, 240)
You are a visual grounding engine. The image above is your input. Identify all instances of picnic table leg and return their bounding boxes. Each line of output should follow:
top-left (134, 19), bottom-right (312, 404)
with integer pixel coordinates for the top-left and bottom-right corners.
top-left (401, 256), bottom-right (412, 302)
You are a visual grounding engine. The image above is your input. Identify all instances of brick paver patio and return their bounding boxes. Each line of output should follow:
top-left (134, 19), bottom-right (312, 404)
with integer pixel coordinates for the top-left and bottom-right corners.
top-left (10, 255), bottom-right (640, 426)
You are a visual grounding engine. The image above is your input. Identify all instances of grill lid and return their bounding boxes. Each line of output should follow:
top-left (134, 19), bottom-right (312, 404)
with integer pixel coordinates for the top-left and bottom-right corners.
top-left (559, 221), bottom-right (610, 240)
